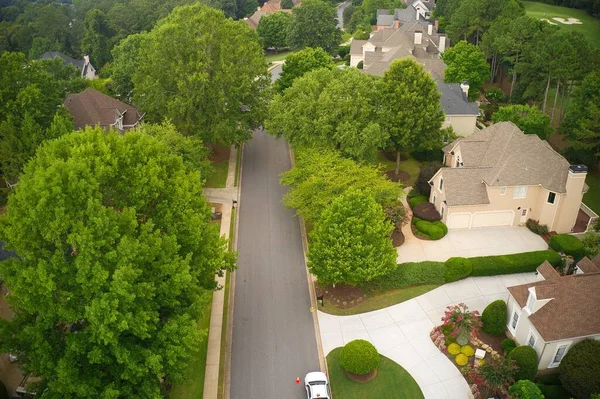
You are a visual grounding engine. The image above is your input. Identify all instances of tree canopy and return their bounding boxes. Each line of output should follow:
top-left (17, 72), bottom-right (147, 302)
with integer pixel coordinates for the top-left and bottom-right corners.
top-left (492, 104), bottom-right (553, 140)
top-left (107, 33), bottom-right (147, 102)
top-left (442, 40), bottom-right (489, 100)
top-left (0, 128), bottom-right (235, 398)
top-left (257, 12), bottom-right (293, 51)
top-left (275, 47), bottom-right (334, 91)
top-left (287, 0), bottom-right (341, 53)
top-left (133, 4), bottom-right (270, 145)
top-left (308, 190), bottom-right (397, 286)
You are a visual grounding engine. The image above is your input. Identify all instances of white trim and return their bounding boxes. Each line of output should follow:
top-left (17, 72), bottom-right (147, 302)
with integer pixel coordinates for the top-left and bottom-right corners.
top-left (470, 209), bottom-right (515, 228)
top-left (513, 186), bottom-right (528, 199)
top-left (527, 329), bottom-right (538, 349)
top-left (525, 290), bottom-right (536, 314)
top-left (549, 341), bottom-right (572, 368)
top-left (438, 178), bottom-right (444, 192)
top-left (547, 191), bottom-right (557, 205)
top-left (508, 306), bottom-right (520, 335)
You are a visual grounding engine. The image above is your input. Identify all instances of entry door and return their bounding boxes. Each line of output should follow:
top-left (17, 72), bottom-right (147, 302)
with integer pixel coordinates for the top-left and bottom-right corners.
top-left (520, 208), bottom-right (528, 223)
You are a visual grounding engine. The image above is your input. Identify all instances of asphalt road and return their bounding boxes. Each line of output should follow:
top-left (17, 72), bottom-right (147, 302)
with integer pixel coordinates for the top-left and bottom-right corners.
top-left (230, 129), bottom-right (320, 399)
top-left (270, 64), bottom-right (283, 82)
top-left (337, 0), bottom-right (351, 30)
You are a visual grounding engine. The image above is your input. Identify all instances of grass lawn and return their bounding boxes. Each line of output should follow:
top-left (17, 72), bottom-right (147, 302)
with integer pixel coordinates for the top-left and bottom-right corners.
top-left (205, 162), bottom-right (228, 188)
top-left (265, 50), bottom-right (296, 63)
top-left (374, 152), bottom-right (422, 187)
top-left (522, 1), bottom-right (600, 48)
top-left (318, 284), bottom-right (440, 316)
top-left (583, 171), bottom-right (600, 215)
top-left (327, 348), bottom-right (424, 399)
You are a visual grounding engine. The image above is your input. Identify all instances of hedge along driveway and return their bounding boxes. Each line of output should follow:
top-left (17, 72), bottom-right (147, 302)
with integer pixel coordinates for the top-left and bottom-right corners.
top-left (397, 226), bottom-right (548, 264)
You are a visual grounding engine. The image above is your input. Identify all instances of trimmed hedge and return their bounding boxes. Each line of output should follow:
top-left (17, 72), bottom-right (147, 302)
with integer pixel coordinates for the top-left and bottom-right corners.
top-left (481, 300), bottom-right (507, 336)
top-left (559, 339), bottom-right (600, 399)
top-left (444, 257), bottom-right (472, 282)
top-left (339, 339), bottom-right (379, 375)
top-left (470, 250), bottom-right (561, 276)
top-left (501, 338), bottom-right (517, 356)
top-left (413, 202), bottom-right (442, 221)
top-left (409, 195), bottom-right (428, 209)
top-left (362, 261), bottom-right (446, 292)
top-left (508, 380), bottom-right (544, 399)
top-left (549, 234), bottom-right (584, 260)
top-left (508, 346), bottom-right (539, 381)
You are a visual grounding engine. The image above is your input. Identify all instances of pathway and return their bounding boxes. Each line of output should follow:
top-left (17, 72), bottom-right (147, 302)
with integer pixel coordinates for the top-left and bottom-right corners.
top-left (318, 273), bottom-right (539, 399)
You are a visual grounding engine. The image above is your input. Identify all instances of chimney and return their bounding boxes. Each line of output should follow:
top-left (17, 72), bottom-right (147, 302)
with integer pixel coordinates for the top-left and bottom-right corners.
top-left (394, 20), bottom-right (400, 29)
top-left (416, 7), bottom-right (420, 20)
top-left (428, 23), bottom-right (433, 35)
top-left (434, 19), bottom-right (439, 32)
top-left (438, 35), bottom-right (446, 53)
top-left (83, 55), bottom-right (90, 65)
top-left (414, 30), bottom-right (422, 45)
top-left (460, 81), bottom-right (469, 98)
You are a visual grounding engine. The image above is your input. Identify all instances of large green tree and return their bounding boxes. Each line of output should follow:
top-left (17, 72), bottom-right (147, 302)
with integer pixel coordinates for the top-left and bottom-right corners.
top-left (287, 0), bottom-right (341, 53)
top-left (81, 9), bottom-right (114, 69)
top-left (308, 190), bottom-right (397, 286)
top-left (442, 40), bottom-right (489, 100)
top-left (257, 12), bottom-right (293, 51)
top-left (267, 68), bottom-right (387, 161)
top-left (380, 58), bottom-right (445, 175)
top-left (281, 148), bottom-right (401, 224)
top-left (0, 128), bottom-right (235, 398)
top-left (108, 33), bottom-right (147, 101)
top-left (275, 46), bottom-right (334, 91)
top-left (492, 104), bottom-right (553, 140)
top-left (133, 4), bottom-right (270, 145)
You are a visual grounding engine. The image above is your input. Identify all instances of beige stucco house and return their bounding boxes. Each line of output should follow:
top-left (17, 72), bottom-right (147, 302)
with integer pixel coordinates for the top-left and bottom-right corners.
top-left (505, 257), bottom-right (600, 370)
top-left (429, 122), bottom-right (588, 232)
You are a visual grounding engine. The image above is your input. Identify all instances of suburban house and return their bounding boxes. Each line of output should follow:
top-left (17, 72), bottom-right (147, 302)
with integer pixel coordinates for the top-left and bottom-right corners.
top-left (375, 2), bottom-right (435, 31)
top-left (39, 51), bottom-right (97, 79)
top-left (506, 257), bottom-right (600, 370)
top-left (429, 122), bottom-right (588, 232)
top-left (438, 81), bottom-right (479, 136)
top-left (246, 0), bottom-right (299, 29)
top-left (64, 88), bottom-right (144, 132)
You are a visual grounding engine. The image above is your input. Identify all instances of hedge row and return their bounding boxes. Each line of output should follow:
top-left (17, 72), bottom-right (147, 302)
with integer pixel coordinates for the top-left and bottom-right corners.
top-left (362, 250), bottom-right (560, 293)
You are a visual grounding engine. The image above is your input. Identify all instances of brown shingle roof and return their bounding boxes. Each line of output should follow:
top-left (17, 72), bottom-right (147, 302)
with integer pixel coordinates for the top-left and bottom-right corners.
top-left (64, 88), bottom-right (143, 131)
top-left (577, 255), bottom-right (600, 273)
top-left (440, 168), bottom-right (490, 206)
top-left (538, 261), bottom-right (561, 280)
top-left (507, 264), bottom-right (600, 341)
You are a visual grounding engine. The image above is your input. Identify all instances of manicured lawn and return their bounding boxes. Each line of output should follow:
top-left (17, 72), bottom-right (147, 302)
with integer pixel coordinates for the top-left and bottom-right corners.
top-left (327, 348), bottom-right (424, 399)
top-left (169, 294), bottom-right (213, 399)
top-left (583, 171), bottom-right (600, 215)
top-left (522, 1), bottom-right (600, 48)
top-left (265, 50), bottom-right (296, 63)
top-left (318, 284), bottom-right (440, 316)
top-left (374, 152), bottom-right (422, 187)
top-left (205, 162), bottom-right (228, 188)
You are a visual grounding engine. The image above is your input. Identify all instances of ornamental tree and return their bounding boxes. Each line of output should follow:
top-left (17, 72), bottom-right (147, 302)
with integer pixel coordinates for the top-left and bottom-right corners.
top-left (275, 46), bottom-right (334, 92)
top-left (492, 104), bottom-right (553, 140)
top-left (257, 12), bottom-right (293, 51)
top-left (442, 40), bottom-right (489, 100)
top-left (441, 303), bottom-right (482, 345)
top-left (469, 355), bottom-right (517, 395)
top-left (133, 4), bottom-right (270, 145)
top-left (287, 0), bottom-right (342, 53)
top-left (0, 128), bottom-right (236, 397)
top-left (308, 190), bottom-right (397, 286)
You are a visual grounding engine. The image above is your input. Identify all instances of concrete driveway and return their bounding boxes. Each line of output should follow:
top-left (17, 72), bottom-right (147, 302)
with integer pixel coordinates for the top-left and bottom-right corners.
top-left (318, 273), bottom-right (539, 399)
top-left (397, 226), bottom-right (548, 264)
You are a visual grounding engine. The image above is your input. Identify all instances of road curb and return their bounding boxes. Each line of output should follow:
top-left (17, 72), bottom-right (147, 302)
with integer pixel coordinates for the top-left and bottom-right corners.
top-left (288, 146), bottom-right (329, 375)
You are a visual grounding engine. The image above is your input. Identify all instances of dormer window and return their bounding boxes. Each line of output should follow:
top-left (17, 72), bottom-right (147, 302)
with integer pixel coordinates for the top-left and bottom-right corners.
top-left (439, 178), bottom-right (444, 191)
top-left (526, 292), bottom-right (535, 313)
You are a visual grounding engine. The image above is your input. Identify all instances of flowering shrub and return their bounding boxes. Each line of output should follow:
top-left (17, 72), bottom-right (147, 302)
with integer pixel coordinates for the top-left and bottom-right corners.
top-left (448, 343), bottom-right (461, 355)
top-left (429, 327), bottom-right (447, 352)
top-left (456, 353), bottom-right (469, 366)
top-left (461, 345), bottom-right (475, 357)
top-left (441, 303), bottom-right (482, 346)
top-left (468, 355), bottom-right (517, 396)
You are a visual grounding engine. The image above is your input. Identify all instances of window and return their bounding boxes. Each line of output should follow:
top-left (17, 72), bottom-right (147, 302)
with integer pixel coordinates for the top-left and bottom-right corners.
top-left (526, 292), bottom-right (535, 313)
top-left (547, 191), bottom-right (556, 204)
top-left (433, 195), bottom-right (436, 204)
top-left (456, 159), bottom-right (460, 167)
top-left (509, 309), bottom-right (519, 332)
top-left (513, 186), bottom-right (527, 199)
top-left (551, 345), bottom-right (568, 367)
top-left (439, 178), bottom-right (444, 191)
top-left (500, 187), bottom-right (506, 195)
top-left (527, 330), bottom-right (537, 348)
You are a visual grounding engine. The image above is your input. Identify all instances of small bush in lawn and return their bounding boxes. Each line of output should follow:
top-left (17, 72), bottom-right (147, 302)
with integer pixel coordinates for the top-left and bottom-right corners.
top-left (444, 257), bottom-right (472, 282)
top-left (508, 346), bottom-right (539, 381)
top-left (559, 339), bottom-right (600, 399)
top-left (481, 300), bottom-right (507, 336)
top-left (339, 339), bottom-right (379, 375)
top-left (501, 338), bottom-right (517, 355)
top-left (461, 345), bottom-right (474, 357)
top-left (455, 353), bottom-right (468, 366)
top-left (526, 219), bottom-right (549, 235)
top-left (413, 202), bottom-right (442, 221)
top-left (549, 234), bottom-right (584, 260)
top-left (508, 380), bottom-right (544, 399)
top-left (409, 195), bottom-right (428, 209)
top-left (448, 343), bottom-right (461, 355)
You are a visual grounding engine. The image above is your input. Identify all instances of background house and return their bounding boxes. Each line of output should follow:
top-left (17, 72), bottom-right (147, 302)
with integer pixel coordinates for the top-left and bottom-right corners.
top-left (39, 52), bottom-right (97, 79)
top-left (64, 88), bottom-right (144, 132)
top-left (506, 258), bottom-right (600, 370)
top-left (429, 122), bottom-right (587, 232)
top-left (246, 0), bottom-right (300, 29)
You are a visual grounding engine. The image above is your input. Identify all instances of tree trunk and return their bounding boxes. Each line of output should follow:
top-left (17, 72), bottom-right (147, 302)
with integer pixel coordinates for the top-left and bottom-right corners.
top-left (551, 78), bottom-right (560, 123)
top-left (476, 30), bottom-right (479, 46)
top-left (509, 53), bottom-right (519, 103)
top-left (395, 151), bottom-right (401, 176)
top-left (542, 75), bottom-right (551, 113)
top-left (560, 82), bottom-right (572, 123)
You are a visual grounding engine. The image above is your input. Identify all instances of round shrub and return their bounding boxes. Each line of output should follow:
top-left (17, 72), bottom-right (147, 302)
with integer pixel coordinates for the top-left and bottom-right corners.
top-left (508, 380), bottom-right (544, 399)
top-left (501, 338), bottom-right (517, 355)
top-left (434, 221), bottom-right (448, 236)
top-left (413, 202), bottom-right (442, 221)
top-left (415, 220), bottom-right (445, 240)
top-left (448, 343), bottom-right (461, 355)
top-left (339, 339), bottom-right (379, 375)
top-left (481, 299), bottom-right (507, 336)
top-left (508, 346), bottom-right (539, 381)
top-left (455, 353), bottom-right (468, 366)
top-left (559, 339), bottom-right (600, 399)
top-left (549, 234), bottom-right (584, 259)
top-left (444, 257), bottom-right (472, 283)
top-left (409, 195), bottom-right (428, 209)
top-left (461, 345), bottom-right (475, 357)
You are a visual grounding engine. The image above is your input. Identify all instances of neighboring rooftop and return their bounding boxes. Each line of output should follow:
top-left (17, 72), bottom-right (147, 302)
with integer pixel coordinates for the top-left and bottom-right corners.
top-left (376, 6), bottom-right (430, 27)
top-left (0, 241), bottom-right (17, 262)
top-left (39, 51), bottom-right (84, 69)
top-left (437, 81), bottom-right (479, 115)
top-left (246, 0), bottom-right (299, 29)
top-left (577, 254), bottom-right (600, 274)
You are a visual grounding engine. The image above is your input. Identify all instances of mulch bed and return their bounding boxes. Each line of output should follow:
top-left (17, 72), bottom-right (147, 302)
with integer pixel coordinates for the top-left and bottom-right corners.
top-left (385, 170), bottom-right (410, 182)
top-left (391, 229), bottom-right (405, 246)
top-left (316, 283), bottom-right (367, 309)
top-left (476, 330), bottom-right (505, 354)
top-left (541, 231), bottom-right (557, 244)
top-left (345, 369), bottom-right (378, 383)
top-left (207, 145), bottom-right (231, 163)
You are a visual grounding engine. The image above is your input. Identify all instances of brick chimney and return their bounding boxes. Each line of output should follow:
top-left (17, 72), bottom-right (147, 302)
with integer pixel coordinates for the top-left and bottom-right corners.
top-left (393, 20), bottom-right (400, 29)
top-left (414, 30), bottom-right (422, 45)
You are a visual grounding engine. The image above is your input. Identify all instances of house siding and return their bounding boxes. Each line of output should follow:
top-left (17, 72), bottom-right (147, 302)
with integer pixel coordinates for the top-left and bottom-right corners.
top-left (443, 115), bottom-right (477, 137)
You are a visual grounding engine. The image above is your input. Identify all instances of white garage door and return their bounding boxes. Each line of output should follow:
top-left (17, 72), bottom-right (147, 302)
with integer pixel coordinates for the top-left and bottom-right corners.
top-left (471, 211), bottom-right (514, 228)
top-left (447, 213), bottom-right (471, 229)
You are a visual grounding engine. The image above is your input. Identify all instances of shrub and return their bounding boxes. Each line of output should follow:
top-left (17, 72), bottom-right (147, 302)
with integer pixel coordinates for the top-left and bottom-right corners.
top-left (582, 231), bottom-right (600, 258)
top-left (526, 219), bottom-right (549, 235)
top-left (407, 187), bottom-right (420, 198)
top-left (508, 380), bottom-right (544, 399)
top-left (455, 353), bottom-right (468, 366)
top-left (508, 346), bottom-right (539, 381)
top-left (415, 219), bottom-right (446, 240)
top-left (442, 303), bottom-right (481, 346)
top-left (559, 339), bottom-right (600, 399)
top-left (470, 250), bottom-right (561, 276)
top-left (549, 234), bottom-right (584, 260)
top-left (412, 148), bottom-right (444, 163)
top-left (413, 202), bottom-right (442, 221)
top-left (384, 202), bottom-right (408, 230)
top-left (461, 345), bottom-right (475, 357)
top-left (409, 195), bottom-right (428, 209)
top-left (481, 300), bottom-right (507, 336)
top-left (339, 339), bottom-right (379, 375)
top-left (415, 162), bottom-right (443, 196)
top-left (337, 44), bottom-right (351, 58)
top-left (357, 60), bottom-right (364, 69)
top-left (448, 343), bottom-right (461, 355)
top-left (501, 338), bottom-right (517, 356)
top-left (486, 87), bottom-right (508, 103)
top-left (362, 261), bottom-right (446, 292)
top-left (445, 257), bottom-right (472, 282)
